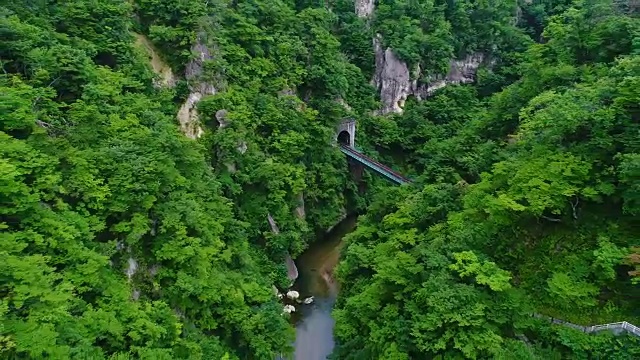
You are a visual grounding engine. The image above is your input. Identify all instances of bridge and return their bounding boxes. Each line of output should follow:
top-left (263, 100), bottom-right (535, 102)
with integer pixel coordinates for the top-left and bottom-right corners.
top-left (336, 119), bottom-right (411, 185)
top-left (340, 145), bottom-right (411, 184)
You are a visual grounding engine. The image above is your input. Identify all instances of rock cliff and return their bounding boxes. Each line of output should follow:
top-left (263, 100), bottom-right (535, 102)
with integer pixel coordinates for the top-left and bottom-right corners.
top-left (355, 0), bottom-right (375, 18)
top-left (359, 4), bottom-right (485, 115)
top-left (295, 193), bottom-right (305, 219)
top-left (423, 53), bottom-right (485, 97)
top-left (373, 35), bottom-right (485, 114)
top-left (134, 33), bottom-right (175, 88)
top-left (268, 213), bottom-right (299, 281)
top-left (372, 35), bottom-right (417, 114)
top-left (176, 34), bottom-right (218, 139)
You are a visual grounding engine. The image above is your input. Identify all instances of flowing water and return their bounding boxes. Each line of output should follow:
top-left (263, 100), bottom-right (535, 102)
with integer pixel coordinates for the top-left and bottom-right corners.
top-left (290, 215), bottom-right (357, 360)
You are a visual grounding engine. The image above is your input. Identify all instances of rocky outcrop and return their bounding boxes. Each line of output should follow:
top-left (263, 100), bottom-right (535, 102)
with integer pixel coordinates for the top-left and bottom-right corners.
top-left (294, 193), bottom-right (305, 219)
top-left (355, 0), bottom-right (375, 18)
top-left (278, 88), bottom-right (296, 97)
top-left (373, 34), bottom-right (485, 114)
top-left (423, 53), bottom-right (485, 97)
top-left (185, 38), bottom-right (218, 95)
top-left (284, 253), bottom-right (298, 282)
top-left (177, 93), bottom-right (206, 139)
top-left (267, 213), bottom-right (299, 281)
top-left (134, 33), bottom-right (175, 88)
top-left (215, 109), bottom-right (229, 128)
top-left (236, 141), bottom-right (247, 154)
top-left (126, 257), bottom-right (138, 280)
top-left (267, 213), bottom-right (280, 234)
top-left (177, 35), bottom-right (218, 139)
top-left (373, 35), bottom-right (418, 115)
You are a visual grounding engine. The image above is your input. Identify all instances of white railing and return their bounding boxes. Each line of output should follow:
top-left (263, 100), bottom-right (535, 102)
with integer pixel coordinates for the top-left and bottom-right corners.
top-left (587, 321), bottom-right (640, 336)
top-left (535, 314), bottom-right (640, 337)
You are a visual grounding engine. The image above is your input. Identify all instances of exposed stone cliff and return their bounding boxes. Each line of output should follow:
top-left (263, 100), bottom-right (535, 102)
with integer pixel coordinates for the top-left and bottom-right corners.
top-left (134, 33), bottom-right (175, 88)
top-left (423, 53), bottom-right (485, 97)
top-left (355, 0), bottom-right (375, 18)
top-left (359, 4), bottom-right (485, 115)
top-left (268, 213), bottom-right (299, 281)
top-left (177, 34), bottom-right (219, 139)
top-left (372, 35), bottom-right (485, 114)
top-left (372, 35), bottom-right (416, 114)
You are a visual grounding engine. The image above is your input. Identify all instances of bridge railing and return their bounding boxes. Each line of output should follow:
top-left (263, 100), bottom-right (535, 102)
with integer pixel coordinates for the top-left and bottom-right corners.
top-left (340, 145), bottom-right (411, 184)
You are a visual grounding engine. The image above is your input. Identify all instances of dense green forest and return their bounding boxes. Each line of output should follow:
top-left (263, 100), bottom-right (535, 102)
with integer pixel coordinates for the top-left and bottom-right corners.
top-left (335, 0), bottom-right (640, 359)
top-left (1, 0), bottom-right (639, 359)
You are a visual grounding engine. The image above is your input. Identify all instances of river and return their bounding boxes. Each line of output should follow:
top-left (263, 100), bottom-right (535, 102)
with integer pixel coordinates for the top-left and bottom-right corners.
top-left (289, 215), bottom-right (357, 360)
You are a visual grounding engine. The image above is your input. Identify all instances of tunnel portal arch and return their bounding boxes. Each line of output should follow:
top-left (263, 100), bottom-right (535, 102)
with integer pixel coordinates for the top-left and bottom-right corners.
top-left (337, 131), bottom-right (350, 146)
top-left (336, 119), bottom-right (356, 147)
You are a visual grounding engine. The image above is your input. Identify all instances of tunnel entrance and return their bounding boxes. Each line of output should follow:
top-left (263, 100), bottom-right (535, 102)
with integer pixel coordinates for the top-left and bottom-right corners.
top-left (337, 131), bottom-right (351, 146)
top-left (336, 118), bottom-right (356, 147)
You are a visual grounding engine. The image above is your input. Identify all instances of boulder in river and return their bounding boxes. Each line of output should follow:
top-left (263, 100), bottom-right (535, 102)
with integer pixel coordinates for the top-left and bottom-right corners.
top-left (302, 296), bottom-right (314, 305)
top-left (286, 290), bottom-right (300, 300)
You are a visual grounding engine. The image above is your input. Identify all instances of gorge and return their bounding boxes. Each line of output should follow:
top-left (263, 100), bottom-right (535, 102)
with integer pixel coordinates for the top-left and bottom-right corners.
top-left (1, 0), bottom-right (639, 359)
top-left (288, 215), bottom-right (357, 360)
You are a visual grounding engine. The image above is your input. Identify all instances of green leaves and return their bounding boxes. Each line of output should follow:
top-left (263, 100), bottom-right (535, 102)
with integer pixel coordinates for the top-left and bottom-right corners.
top-left (618, 153), bottom-right (640, 215)
top-left (450, 251), bottom-right (512, 291)
top-left (0, 2), bottom-right (302, 357)
top-left (592, 237), bottom-right (626, 281)
top-left (547, 272), bottom-right (598, 310)
top-left (334, 187), bottom-right (521, 359)
top-left (335, 2), bottom-right (640, 359)
top-left (481, 152), bottom-right (591, 218)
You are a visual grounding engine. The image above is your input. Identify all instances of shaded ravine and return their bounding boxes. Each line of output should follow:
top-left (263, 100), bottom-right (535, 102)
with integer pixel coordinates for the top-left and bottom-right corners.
top-left (289, 215), bottom-right (357, 360)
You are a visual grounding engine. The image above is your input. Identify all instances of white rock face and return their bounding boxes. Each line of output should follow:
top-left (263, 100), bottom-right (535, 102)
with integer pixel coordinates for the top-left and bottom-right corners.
top-left (126, 257), bottom-right (138, 280)
top-left (215, 109), bottom-right (229, 128)
top-left (373, 35), bottom-right (417, 115)
top-left (225, 162), bottom-right (237, 173)
top-left (294, 192), bottom-right (305, 219)
top-left (177, 35), bottom-right (218, 139)
top-left (134, 33), bottom-right (175, 88)
top-left (177, 92), bottom-right (206, 139)
top-left (355, 0), bottom-right (375, 18)
top-left (373, 33), bottom-right (485, 114)
top-left (424, 53), bottom-right (485, 97)
top-left (267, 214), bottom-right (299, 281)
top-left (236, 141), bottom-right (247, 154)
top-left (267, 213), bottom-right (280, 234)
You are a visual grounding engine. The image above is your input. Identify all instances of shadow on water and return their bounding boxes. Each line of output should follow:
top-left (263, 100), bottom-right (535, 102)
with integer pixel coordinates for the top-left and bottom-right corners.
top-left (288, 215), bottom-right (357, 360)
